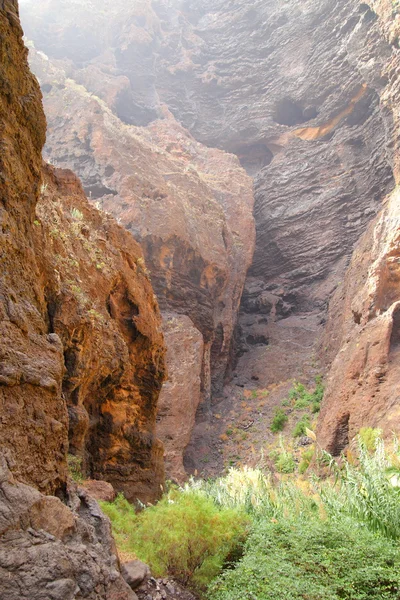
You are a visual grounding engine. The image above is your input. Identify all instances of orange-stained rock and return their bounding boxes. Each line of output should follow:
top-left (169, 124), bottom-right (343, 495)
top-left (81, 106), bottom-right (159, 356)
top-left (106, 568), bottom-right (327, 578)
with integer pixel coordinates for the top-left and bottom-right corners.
top-left (24, 46), bottom-right (255, 481)
top-left (34, 165), bottom-right (166, 503)
top-left (0, 0), bottom-right (67, 495)
top-left (317, 2), bottom-right (400, 453)
top-left (27, 48), bottom-right (255, 403)
top-left (0, 0), bottom-right (166, 504)
top-left (156, 313), bottom-right (204, 483)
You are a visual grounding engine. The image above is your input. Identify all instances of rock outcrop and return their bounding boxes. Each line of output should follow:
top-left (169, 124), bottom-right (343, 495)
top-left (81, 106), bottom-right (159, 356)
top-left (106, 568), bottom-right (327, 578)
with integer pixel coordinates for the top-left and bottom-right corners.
top-left (1, 0), bottom-right (166, 506)
top-left (20, 30), bottom-right (255, 480)
top-left (0, 0), bottom-right (167, 594)
top-left (317, 0), bottom-right (400, 452)
top-left (35, 165), bottom-right (166, 503)
top-left (0, 0), bottom-right (66, 496)
top-left (21, 0), bottom-right (395, 388)
top-left (0, 455), bottom-right (136, 600)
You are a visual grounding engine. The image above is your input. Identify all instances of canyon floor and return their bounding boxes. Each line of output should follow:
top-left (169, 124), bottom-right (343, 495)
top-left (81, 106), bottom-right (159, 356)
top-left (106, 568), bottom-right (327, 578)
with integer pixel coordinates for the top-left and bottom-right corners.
top-left (185, 311), bottom-right (323, 479)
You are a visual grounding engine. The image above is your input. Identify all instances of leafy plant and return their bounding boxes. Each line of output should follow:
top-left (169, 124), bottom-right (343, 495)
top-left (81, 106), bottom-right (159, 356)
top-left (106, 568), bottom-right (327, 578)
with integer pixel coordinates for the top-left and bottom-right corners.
top-left (270, 408), bottom-right (288, 433)
top-left (274, 449), bottom-right (296, 474)
top-left (208, 517), bottom-right (400, 600)
top-left (101, 491), bottom-right (250, 593)
top-left (67, 453), bottom-right (84, 483)
top-left (298, 447), bottom-right (314, 474)
top-left (286, 376), bottom-right (324, 413)
top-left (71, 207), bottom-right (83, 220)
top-left (293, 414), bottom-right (311, 438)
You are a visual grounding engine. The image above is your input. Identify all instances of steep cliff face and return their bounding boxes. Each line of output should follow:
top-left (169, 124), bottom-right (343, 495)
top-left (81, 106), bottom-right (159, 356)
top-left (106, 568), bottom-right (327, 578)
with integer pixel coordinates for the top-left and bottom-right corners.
top-left (35, 165), bottom-right (166, 502)
top-left (317, 0), bottom-right (400, 452)
top-left (21, 0), bottom-right (395, 391)
top-left (0, 1), bottom-right (166, 596)
top-left (20, 26), bottom-right (255, 481)
top-left (1, 0), bottom-right (166, 503)
top-left (19, 0), bottom-right (400, 461)
top-left (26, 46), bottom-right (255, 399)
top-left (0, 0), bottom-right (66, 495)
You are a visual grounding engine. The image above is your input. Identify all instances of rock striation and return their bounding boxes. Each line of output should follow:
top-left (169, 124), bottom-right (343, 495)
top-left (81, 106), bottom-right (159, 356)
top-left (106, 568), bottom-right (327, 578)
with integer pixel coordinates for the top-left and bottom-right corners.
top-left (19, 0), bottom-right (400, 455)
top-left (317, 0), bottom-right (400, 452)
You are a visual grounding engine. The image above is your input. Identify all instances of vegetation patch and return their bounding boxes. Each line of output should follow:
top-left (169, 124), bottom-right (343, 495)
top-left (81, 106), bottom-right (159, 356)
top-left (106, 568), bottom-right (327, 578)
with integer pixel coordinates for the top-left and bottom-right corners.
top-left (101, 490), bottom-right (250, 593)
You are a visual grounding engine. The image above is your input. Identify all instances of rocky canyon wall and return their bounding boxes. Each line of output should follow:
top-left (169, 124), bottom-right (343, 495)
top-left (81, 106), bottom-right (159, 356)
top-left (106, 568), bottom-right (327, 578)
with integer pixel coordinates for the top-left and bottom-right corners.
top-left (1, 0), bottom-right (166, 505)
top-left (0, 1), bottom-right (166, 597)
top-left (20, 1), bottom-right (256, 481)
top-left (19, 0), bottom-right (400, 458)
top-left (317, 0), bottom-right (400, 452)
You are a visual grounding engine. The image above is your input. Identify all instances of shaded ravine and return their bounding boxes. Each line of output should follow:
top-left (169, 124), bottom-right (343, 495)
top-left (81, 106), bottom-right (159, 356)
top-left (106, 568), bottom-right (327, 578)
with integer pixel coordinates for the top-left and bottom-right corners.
top-left (19, 0), bottom-right (400, 479)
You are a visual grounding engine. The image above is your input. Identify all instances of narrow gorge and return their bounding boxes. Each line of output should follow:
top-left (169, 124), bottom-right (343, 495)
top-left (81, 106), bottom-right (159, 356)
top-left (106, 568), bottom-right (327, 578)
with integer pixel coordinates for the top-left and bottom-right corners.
top-left (1, 0), bottom-right (400, 597)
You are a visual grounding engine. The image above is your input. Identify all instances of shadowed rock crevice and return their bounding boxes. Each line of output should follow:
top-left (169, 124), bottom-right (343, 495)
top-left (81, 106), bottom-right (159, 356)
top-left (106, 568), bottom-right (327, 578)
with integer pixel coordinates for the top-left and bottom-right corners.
top-left (273, 98), bottom-right (317, 127)
top-left (328, 413), bottom-right (350, 456)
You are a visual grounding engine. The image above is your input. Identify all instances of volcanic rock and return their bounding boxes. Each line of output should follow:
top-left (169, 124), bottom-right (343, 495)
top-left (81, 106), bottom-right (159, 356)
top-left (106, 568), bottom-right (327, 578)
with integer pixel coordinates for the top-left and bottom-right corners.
top-left (0, 454), bottom-right (136, 600)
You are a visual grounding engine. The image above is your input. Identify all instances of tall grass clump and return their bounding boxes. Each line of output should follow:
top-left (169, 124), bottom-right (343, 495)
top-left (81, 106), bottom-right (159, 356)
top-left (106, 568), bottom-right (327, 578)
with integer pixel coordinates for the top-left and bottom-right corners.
top-left (317, 437), bottom-right (400, 539)
top-left (101, 489), bottom-right (250, 593)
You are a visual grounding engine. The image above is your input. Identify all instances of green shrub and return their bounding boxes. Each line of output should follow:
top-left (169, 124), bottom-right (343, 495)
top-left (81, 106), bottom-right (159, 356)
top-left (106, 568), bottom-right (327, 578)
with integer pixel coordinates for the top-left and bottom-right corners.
top-left (208, 517), bottom-right (400, 600)
top-left (102, 491), bottom-right (250, 593)
top-left (359, 427), bottom-right (382, 452)
top-left (293, 414), bottom-right (311, 438)
top-left (270, 408), bottom-right (288, 433)
top-left (275, 450), bottom-right (296, 474)
top-left (100, 493), bottom-right (137, 556)
top-left (286, 377), bottom-right (324, 412)
top-left (298, 447), bottom-right (314, 474)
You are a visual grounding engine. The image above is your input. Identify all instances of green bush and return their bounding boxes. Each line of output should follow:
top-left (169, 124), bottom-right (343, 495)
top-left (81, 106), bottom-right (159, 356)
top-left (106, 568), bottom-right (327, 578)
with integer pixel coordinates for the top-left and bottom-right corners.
top-left (100, 493), bottom-right (138, 556)
top-left (101, 491), bottom-right (250, 593)
top-left (208, 517), bottom-right (400, 600)
top-left (359, 427), bottom-right (382, 452)
top-left (298, 447), bottom-right (314, 474)
top-left (270, 408), bottom-right (288, 433)
top-left (286, 377), bottom-right (324, 412)
top-left (274, 450), bottom-right (296, 474)
top-left (293, 414), bottom-right (311, 438)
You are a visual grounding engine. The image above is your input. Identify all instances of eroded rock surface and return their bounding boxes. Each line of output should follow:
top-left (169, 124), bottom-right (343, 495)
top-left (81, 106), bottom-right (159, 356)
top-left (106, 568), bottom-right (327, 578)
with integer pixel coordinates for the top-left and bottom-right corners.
top-left (156, 313), bottom-right (204, 483)
top-left (35, 165), bottom-right (166, 503)
top-left (0, 455), bottom-right (136, 600)
top-left (19, 0), bottom-right (400, 459)
top-left (1, 0), bottom-right (166, 504)
top-left (317, 1), bottom-right (400, 451)
top-left (0, 0), bottom-right (67, 495)
top-left (19, 30), bottom-right (255, 479)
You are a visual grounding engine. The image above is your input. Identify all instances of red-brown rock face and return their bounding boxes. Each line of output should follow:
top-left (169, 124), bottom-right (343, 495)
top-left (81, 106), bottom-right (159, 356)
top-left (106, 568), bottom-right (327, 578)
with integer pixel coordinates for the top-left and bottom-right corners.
top-left (0, 1), bottom-right (165, 596)
top-left (0, 0), bottom-right (66, 495)
top-left (317, 1), bottom-right (400, 452)
top-left (1, 0), bottom-right (166, 503)
top-left (19, 0), bottom-right (400, 465)
top-left (35, 165), bottom-right (166, 502)
top-left (156, 313), bottom-right (204, 483)
top-left (21, 41), bottom-right (255, 480)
